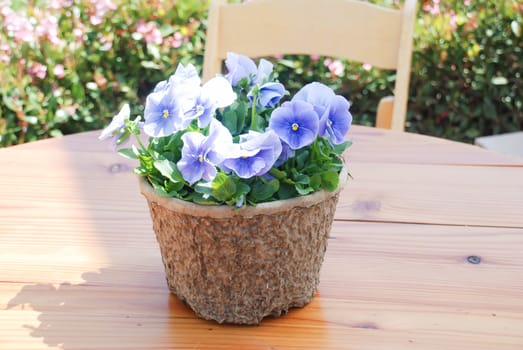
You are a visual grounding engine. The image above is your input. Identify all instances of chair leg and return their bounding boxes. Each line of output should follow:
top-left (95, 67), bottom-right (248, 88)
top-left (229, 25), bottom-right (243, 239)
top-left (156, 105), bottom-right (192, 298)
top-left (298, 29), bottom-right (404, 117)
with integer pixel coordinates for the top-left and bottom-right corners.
top-left (375, 96), bottom-right (394, 129)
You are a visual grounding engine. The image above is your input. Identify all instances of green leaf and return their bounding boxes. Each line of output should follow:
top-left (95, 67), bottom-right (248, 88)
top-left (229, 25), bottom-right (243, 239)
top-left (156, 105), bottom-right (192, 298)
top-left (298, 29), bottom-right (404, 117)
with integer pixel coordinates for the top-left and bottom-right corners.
top-left (277, 183), bottom-right (297, 199)
top-left (295, 183), bottom-right (314, 195)
top-left (310, 174), bottom-right (322, 190)
top-left (221, 109), bottom-right (239, 135)
top-left (332, 140), bottom-right (352, 155)
top-left (153, 159), bottom-right (184, 183)
top-left (211, 173), bottom-right (237, 201)
top-left (321, 170), bottom-right (339, 192)
top-left (118, 148), bottom-right (138, 159)
top-left (295, 149), bottom-right (310, 168)
top-left (249, 179), bottom-right (280, 202)
top-left (269, 168), bottom-right (287, 180)
top-left (194, 182), bottom-right (214, 196)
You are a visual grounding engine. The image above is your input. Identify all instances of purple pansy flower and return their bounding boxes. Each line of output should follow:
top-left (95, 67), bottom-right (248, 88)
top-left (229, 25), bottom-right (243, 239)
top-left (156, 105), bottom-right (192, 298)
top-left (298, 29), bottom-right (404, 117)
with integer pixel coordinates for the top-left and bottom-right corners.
top-left (225, 52), bottom-right (257, 86)
top-left (145, 64), bottom-right (237, 135)
top-left (153, 63), bottom-right (201, 93)
top-left (254, 58), bottom-right (274, 84)
top-left (177, 120), bottom-right (234, 185)
top-left (320, 95), bottom-right (352, 144)
top-left (292, 82), bottom-right (334, 119)
top-left (248, 82), bottom-right (286, 108)
top-left (269, 100), bottom-right (319, 150)
top-left (143, 85), bottom-right (186, 138)
top-left (274, 142), bottom-right (295, 167)
top-left (99, 103), bottom-right (130, 148)
top-left (194, 76), bottom-right (237, 127)
top-left (225, 53), bottom-right (276, 87)
top-left (293, 82), bottom-right (352, 144)
top-left (221, 130), bottom-right (282, 178)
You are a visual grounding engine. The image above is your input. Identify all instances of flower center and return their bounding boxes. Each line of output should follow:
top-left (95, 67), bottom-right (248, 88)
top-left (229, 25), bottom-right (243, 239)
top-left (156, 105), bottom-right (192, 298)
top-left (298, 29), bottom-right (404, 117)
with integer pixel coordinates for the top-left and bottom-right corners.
top-left (162, 109), bottom-right (169, 119)
top-left (198, 155), bottom-right (204, 163)
top-left (195, 105), bottom-right (204, 114)
top-left (291, 123), bottom-right (299, 131)
top-left (327, 120), bottom-right (333, 127)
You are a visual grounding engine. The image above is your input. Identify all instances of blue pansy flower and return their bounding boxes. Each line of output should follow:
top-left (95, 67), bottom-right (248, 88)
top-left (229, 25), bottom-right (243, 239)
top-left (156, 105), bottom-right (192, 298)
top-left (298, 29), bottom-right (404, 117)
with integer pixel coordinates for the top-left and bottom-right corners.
top-left (194, 76), bottom-right (237, 128)
top-left (177, 120), bottom-right (234, 185)
top-left (254, 58), bottom-right (274, 84)
top-left (274, 142), bottom-right (295, 167)
top-left (225, 52), bottom-right (257, 86)
top-left (292, 82), bottom-right (334, 119)
top-left (153, 63), bottom-right (201, 93)
top-left (99, 103), bottom-right (131, 148)
top-left (144, 64), bottom-right (237, 136)
top-left (143, 85), bottom-right (186, 138)
top-left (225, 53), bottom-right (276, 87)
top-left (269, 100), bottom-right (319, 150)
top-left (293, 82), bottom-right (352, 144)
top-left (320, 95), bottom-right (352, 144)
top-left (248, 82), bottom-right (286, 109)
top-left (221, 130), bottom-right (282, 178)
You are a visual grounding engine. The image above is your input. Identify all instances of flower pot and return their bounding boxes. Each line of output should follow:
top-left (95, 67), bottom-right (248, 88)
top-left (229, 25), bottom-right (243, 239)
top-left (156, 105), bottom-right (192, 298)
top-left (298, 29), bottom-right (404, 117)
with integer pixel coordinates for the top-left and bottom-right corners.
top-left (138, 170), bottom-right (347, 325)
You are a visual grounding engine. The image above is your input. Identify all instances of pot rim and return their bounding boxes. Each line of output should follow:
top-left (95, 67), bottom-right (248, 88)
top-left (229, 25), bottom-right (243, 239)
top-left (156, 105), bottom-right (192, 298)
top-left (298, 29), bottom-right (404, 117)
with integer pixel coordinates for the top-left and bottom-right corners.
top-left (138, 165), bottom-right (348, 218)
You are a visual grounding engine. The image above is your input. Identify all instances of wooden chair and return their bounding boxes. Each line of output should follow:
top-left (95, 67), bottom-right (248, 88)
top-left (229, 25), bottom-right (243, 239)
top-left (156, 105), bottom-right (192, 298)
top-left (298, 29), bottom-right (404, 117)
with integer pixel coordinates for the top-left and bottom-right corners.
top-left (203, 0), bottom-right (417, 131)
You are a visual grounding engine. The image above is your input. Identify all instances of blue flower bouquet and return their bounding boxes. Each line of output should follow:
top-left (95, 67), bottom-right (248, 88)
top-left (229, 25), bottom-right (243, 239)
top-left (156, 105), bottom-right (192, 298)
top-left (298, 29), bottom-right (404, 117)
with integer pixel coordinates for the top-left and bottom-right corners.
top-left (100, 53), bottom-right (352, 324)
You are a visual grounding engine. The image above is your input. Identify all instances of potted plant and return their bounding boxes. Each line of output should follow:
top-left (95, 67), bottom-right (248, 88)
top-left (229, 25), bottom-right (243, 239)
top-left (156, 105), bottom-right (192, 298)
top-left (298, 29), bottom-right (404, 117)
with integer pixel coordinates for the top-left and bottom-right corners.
top-left (99, 52), bottom-right (352, 325)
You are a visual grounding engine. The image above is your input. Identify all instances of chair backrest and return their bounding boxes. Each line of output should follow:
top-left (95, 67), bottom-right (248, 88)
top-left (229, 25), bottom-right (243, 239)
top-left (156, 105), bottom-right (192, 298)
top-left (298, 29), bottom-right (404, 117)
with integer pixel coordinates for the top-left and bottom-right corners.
top-left (203, 0), bottom-right (417, 131)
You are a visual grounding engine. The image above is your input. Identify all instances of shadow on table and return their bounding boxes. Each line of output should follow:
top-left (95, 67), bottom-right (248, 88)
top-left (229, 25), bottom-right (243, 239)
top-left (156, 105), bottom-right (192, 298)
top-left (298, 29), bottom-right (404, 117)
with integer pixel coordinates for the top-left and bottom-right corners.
top-left (7, 267), bottom-right (329, 349)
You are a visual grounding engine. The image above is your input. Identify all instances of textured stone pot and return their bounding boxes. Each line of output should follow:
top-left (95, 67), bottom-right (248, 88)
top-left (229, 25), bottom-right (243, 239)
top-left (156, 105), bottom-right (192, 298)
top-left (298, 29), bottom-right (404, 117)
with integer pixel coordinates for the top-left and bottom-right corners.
top-left (138, 170), bottom-right (347, 325)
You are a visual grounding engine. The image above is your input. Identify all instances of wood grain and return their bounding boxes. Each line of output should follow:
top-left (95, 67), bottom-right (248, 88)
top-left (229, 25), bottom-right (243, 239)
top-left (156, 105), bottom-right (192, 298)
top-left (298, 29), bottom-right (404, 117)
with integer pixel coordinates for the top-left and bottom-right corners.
top-left (2, 222), bottom-right (522, 350)
top-left (1, 126), bottom-right (523, 349)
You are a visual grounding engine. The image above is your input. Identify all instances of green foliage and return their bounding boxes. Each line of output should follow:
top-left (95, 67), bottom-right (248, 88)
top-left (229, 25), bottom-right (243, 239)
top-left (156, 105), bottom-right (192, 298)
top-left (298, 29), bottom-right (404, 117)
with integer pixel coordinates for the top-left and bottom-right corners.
top-left (0, 0), bottom-right (208, 146)
top-left (1, 0), bottom-right (521, 146)
top-left (273, 0), bottom-right (523, 143)
top-left (408, 0), bottom-right (523, 141)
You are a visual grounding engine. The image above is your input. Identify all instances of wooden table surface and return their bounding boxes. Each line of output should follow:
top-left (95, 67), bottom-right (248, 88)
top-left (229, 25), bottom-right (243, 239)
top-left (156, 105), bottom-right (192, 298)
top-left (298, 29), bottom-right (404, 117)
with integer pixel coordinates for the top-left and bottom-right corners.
top-left (1, 125), bottom-right (523, 350)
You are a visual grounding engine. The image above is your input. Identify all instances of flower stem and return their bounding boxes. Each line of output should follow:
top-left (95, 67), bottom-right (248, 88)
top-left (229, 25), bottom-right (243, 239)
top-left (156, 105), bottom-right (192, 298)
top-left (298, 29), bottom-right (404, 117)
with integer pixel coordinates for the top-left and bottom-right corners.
top-left (250, 95), bottom-right (258, 131)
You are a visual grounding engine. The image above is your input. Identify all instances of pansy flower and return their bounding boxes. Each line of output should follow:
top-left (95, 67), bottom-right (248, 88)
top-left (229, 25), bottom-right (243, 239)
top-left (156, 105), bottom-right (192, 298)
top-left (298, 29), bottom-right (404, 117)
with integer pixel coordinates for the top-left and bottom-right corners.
top-left (221, 130), bottom-right (282, 178)
top-left (144, 64), bottom-right (236, 136)
top-left (177, 119), bottom-right (234, 185)
top-left (293, 82), bottom-right (352, 144)
top-left (98, 103), bottom-right (130, 148)
top-left (269, 100), bottom-right (319, 150)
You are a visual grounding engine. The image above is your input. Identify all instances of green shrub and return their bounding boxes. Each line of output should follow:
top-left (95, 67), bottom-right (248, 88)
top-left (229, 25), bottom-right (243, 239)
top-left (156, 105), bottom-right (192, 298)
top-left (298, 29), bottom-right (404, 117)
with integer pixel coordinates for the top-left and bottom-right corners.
top-left (1, 0), bottom-right (521, 146)
top-left (0, 0), bottom-right (208, 146)
top-left (274, 0), bottom-right (523, 143)
top-left (409, 0), bottom-right (522, 142)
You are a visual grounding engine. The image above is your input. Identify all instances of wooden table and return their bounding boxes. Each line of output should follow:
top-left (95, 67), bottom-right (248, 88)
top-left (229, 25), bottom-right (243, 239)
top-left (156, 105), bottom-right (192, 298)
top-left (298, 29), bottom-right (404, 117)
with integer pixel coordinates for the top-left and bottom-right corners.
top-left (1, 125), bottom-right (523, 350)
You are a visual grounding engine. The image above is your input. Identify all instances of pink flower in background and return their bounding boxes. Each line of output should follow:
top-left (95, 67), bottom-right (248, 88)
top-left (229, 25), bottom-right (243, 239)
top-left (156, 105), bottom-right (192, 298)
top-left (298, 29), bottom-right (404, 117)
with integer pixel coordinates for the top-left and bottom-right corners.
top-left (324, 58), bottom-right (344, 77)
top-left (35, 16), bottom-right (63, 47)
top-left (463, 0), bottom-right (471, 5)
top-left (135, 20), bottom-right (163, 45)
top-left (0, 43), bottom-right (11, 64)
top-left (99, 33), bottom-right (114, 51)
top-left (49, 0), bottom-right (73, 9)
top-left (28, 62), bottom-right (47, 80)
top-left (310, 54), bottom-right (320, 61)
top-left (362, 63), bottom-right (372, 71)
top-left (89, 0), bottom-right (117, 26)
top-left (422, 0), bottom-right (440, 16)
top-left (449, 10), bottom-right (458, 30)
top-left (73, 24), bottom-right (85, 44)
top-left (172, 32), bottom-right (183, 48)
top-left (53, 64), bottom-right (65, 79)
top-left (3, 8), bottom-right (35, 43)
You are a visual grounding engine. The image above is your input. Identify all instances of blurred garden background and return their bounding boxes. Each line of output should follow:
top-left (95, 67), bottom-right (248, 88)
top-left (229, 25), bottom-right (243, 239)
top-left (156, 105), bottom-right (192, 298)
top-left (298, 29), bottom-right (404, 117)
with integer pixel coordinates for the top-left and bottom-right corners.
top-left (0, 0), bottom-right (521, 147)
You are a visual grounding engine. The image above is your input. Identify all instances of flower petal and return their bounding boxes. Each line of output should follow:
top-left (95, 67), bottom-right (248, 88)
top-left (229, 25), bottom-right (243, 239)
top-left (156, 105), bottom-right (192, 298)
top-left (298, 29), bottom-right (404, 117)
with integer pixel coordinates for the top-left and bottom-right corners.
top-left (202, 76), bottom-right (237, 108)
